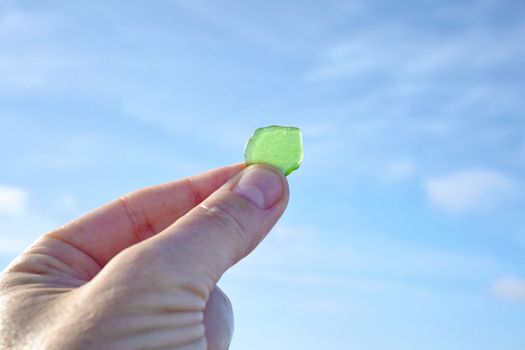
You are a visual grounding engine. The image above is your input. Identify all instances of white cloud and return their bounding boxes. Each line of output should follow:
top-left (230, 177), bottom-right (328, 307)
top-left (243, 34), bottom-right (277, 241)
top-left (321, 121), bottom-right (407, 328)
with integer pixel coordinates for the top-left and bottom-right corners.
top-left (0, 185), bottom-right (28, 215)
top-left (491, 276), bottom-right (525, 302)
top-left (424, 169), bottom-right (520, 213)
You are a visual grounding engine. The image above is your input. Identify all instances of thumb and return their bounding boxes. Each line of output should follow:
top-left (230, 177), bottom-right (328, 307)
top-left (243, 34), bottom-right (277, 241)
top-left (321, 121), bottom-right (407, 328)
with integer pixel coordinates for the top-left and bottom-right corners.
top-left (134, 164), bottom-right (289, 293)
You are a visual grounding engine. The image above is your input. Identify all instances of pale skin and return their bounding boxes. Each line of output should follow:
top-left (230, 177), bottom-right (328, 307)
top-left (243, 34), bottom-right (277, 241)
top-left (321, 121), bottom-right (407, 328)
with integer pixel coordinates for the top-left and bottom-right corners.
top-left (0, 163), bottom-right (289, 350)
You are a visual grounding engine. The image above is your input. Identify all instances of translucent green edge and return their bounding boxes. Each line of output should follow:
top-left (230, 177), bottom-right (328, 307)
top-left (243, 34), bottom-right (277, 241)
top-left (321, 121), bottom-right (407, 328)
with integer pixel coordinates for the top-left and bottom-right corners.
top-left (243, 125), bottom-right (303, 176)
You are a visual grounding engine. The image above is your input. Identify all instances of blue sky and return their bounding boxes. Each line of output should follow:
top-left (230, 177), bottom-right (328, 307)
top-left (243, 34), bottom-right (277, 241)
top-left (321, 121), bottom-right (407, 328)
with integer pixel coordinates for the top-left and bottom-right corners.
top-left (1, 0), bottom-right (525, 349)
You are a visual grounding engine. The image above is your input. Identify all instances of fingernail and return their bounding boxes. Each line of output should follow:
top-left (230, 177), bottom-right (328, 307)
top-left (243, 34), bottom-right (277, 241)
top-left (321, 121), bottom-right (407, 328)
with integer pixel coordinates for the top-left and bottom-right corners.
top-left (233, 166), bottom-right (283, 209)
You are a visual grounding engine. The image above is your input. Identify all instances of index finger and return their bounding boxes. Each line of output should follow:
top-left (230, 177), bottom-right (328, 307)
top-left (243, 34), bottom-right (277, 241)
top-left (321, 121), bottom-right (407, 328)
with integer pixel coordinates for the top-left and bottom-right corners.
top-left (46, 163), bottom-right (245, 268)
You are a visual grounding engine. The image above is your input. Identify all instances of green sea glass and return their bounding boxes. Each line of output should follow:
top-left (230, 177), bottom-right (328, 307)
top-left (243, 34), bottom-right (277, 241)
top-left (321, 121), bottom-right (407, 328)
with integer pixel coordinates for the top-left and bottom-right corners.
top-left (244, 125), bottom-right (303, 176)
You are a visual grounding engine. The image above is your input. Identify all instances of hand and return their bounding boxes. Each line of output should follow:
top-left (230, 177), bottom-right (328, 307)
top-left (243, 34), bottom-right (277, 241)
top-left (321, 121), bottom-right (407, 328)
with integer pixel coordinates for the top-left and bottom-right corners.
top-left (0, 163), bottom-right (289, 350)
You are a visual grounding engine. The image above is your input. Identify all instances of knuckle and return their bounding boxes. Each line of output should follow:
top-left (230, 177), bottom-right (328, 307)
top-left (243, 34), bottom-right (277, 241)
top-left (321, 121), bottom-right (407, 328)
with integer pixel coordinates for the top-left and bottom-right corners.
top-left (118, 194), bottom-right (156, 242)
top-left (204, 201), bottom-right (251, 245)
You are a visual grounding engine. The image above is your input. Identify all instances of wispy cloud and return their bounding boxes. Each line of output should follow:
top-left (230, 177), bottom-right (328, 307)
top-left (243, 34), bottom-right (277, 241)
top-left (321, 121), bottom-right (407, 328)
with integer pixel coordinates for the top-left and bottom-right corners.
top-left (491, 276), bottom-right (525, 302)
top-left (0, 5), bottom-right (69, 91)
top-left (231, 224), bottom-right (498, 288)
top-left (0, 185), bottom-right (28, 216)
top-left (19, 132), bottom-right (108, 171)
top-left (382, 158), bottom-right (415, 181)
top-left (295, 297), bottom-right (350, 315)
top-left (0, 212), bottom-right (59, 258)
top-left (0, 6), bottom-right (63, 38)
top-left (0, 203), bottom-right (60, 260)
top-left (0, 186), bottom-right (65, 259)
top-left (306, 4), bottom-right (525, 82)
top-left (424, 169), bottom-right (520, 213)
top-left (0, 54), bottom-right (80, 91)
top-left (170, 0), bottom-right (331, 54)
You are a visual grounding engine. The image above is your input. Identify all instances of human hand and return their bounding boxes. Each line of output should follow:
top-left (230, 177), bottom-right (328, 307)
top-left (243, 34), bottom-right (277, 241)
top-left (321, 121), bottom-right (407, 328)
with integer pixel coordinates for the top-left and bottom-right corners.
top-left (0, 163), bottom-right (289, 350)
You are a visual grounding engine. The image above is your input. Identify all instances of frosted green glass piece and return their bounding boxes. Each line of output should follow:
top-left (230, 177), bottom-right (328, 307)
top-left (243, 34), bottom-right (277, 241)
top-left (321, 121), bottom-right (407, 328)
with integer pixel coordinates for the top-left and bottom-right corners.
top-left (244, 125), bottom-right (303, 176)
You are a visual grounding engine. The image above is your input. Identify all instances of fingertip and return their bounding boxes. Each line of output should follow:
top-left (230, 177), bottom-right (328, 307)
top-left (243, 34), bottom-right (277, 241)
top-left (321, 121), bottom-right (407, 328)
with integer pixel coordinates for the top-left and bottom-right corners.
top-left (204, 287), bottom-right (234, 349)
